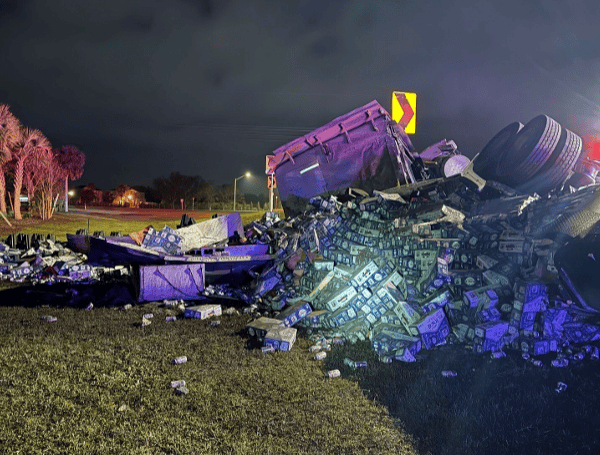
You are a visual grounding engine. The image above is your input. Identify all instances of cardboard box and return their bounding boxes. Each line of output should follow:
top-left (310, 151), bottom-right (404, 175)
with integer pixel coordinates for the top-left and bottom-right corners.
top-left (184, 304), bottom-right (222, 319)
top-left (142, 226), bottom-right (183, 255)
top-left (524, 282), bottom-right (547, 302)
top-left (522, 296), bottom-right (547, 313)
top-left (276, 301), bottom-right (312, 327)
top-left (245, 317), bottom-right (283, 341)
top-left (532, 338), bottom-right (558, 356)
top-left (473, 336), bottom-right (505, 353)
top-left (476, 307), bottom-right (502, 323)
top-left (304, 270), bottom-right (335, 303)
top-left (475, 320), bottom-right (509, 342)
top-left (420, 289), bottom-right (451, 314)
top-left (371, 328), bottom-right (420, 354)
top-left (328, 305), bottom-right (359, 327)
top-left (520, 311), bottom-right (537, 331)
top-left (393, 300), bottom-right (422, 333)
top-left (68, 264), bottom-right (93, 280)
top-left (476, 254), bottom-right (499, 270)
top-left (420, 324), bottom-right (450, 350)
top-left (394, 347), bottom-right (417, 362)
top-left (562, 322), bottom-right (600, 343)
top-left (413, 308), bottom-right (450, 349)
top-left (323, 286), bottom-right (358, 312)
top-left (542, 308), bottom-right (571, 337)
top-left (264, 326), bottom-right (297, 351)
top-left (350, 260), bottom-right (379, 289)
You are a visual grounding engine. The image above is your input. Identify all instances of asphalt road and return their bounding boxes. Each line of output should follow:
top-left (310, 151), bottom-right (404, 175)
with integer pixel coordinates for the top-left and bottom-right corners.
top-left (67, 206), bottom-right (221, 221)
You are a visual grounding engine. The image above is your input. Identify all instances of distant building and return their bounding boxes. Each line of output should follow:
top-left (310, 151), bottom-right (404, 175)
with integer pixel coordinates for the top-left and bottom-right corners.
top-left (112, 185), bottom-right (145, 208)
top-left (77, 184), bottom-right (103, 205)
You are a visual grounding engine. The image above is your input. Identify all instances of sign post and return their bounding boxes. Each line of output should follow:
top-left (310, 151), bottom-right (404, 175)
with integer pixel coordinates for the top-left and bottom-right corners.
top-left (266, 155), bottom-right (275, 212)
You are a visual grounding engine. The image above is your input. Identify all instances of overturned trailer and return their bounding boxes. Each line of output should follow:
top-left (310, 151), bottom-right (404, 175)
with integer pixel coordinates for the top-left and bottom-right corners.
top-left (267, 100), bottom-right (425, 217)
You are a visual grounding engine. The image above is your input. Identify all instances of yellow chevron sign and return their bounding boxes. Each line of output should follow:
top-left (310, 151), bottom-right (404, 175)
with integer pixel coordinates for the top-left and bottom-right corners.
top-left (391, 91), bottom-right (417, 134)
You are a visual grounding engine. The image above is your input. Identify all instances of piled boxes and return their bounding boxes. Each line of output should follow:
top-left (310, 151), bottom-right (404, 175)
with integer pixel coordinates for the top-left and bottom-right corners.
top-left (250, 181), bottom-right (600, 365)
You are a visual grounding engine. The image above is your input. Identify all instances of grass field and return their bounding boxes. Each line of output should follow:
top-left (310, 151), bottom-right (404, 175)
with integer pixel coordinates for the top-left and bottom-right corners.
top-left (0, 208), bottom-right (268, 242)
top-left (2, 210), bottom-right (600, 454)
top-left (0, 303), bottom-right (417, 454)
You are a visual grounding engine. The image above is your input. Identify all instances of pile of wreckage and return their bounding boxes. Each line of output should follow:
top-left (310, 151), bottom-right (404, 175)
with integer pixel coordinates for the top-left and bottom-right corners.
top-left (3, 100), bottom-right (600, 368)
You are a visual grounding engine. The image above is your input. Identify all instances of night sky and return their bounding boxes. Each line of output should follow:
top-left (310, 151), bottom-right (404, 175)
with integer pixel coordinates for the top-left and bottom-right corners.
top-left (1, 0), bottom-right (600, 196)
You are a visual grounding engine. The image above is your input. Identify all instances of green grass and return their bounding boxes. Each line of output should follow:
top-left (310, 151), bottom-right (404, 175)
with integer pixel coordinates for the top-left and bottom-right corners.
top-left (0, 210), bottom-right (268, 243)
top-left (0, 304), bottom-right (416, 454)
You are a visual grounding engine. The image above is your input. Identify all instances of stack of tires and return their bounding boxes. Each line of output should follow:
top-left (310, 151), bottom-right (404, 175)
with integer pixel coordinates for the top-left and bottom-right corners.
top-left (473, 115), bottom-right (583, 195)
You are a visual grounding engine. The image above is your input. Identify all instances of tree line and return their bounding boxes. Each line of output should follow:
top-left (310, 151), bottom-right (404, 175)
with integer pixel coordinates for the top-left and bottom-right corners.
top-left (76, 173), bottom-right (269, 211)
top-left (0, 104), bottom-right (85, 220)
top-left (147, 172), bottom-right (267, 210)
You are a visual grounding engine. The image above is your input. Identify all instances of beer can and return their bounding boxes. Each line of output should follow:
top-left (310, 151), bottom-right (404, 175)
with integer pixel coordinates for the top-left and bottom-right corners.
top-left (165, 316), bottom-right (177, 322)
top-left (353, 361), bottom-right (368, 368)
top-left (143, 313), bottom-right (154, 319)
top-left (172, 356), bottom-right (187, 365)
top-left (441, 370), bottom-right (457, 377)
top-left (555, 382), bottom-right (568, 393)
top-left (326, 369), bottom-right (341, 378)
top-left (41, 316), bottom-right (57, 322)
top-left (261, 345), bottom-right (275, 354)
top-left (175, 386), bottom-right (189, 395)
top-left (379, 355), bottom-right (393, 364)
top-left (571, 352), bottom-right (585, 361)
top-left (170, 380), bottom-right (186, 388)
top-left (314, 351), bottom-right (327, 361)
top-left (551, 358), bottom-right (569, 368)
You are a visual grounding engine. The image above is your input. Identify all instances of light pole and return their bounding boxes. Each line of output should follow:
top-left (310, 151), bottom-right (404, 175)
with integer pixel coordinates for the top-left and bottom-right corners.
top-left (233, 172), bottom-right (250, 212)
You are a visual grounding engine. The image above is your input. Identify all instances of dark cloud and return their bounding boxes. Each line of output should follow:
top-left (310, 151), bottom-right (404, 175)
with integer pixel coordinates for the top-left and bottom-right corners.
top-left (310, 35), bottom-right (341, 58)
top-left (0, 0), bottom-right (29, 23)
top-left (122, 9), bottom-right (157, 33)
top-left (0, 0), bottom-right (599, 194)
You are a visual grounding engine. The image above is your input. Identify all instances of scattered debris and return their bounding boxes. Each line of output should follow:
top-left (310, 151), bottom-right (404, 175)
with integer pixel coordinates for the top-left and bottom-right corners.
top-left (183, 304), bottom-right (221, 319)
top-left (2, 101), bottom-right (600, 373)
top-left (326, 369), bottom-right (341, 378)
top-left (175, 386), bottom-right (189, 395)
top-left (555, 382), bottom-right (568, 393)
top-left (441, 370), bottom-right (458, 377)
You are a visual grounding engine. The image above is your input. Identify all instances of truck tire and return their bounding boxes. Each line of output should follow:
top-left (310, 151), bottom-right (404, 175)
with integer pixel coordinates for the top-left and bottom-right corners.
top-left (496, 115), bottom-right (561, 187)
top-left (473, 121), bottom-right (523, 180)
top-left (520, 128), bottom-right (582, 194)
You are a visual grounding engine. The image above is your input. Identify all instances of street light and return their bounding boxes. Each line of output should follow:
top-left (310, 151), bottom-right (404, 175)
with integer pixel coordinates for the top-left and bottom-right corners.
top-left (233, 172), bottom-right (251, 212)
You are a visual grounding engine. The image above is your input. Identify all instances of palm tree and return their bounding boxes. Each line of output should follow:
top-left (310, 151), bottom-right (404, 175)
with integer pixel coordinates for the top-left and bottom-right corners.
top-left (0, 104), bottom-right (21, 214)
top-left (11, 127), bottom-right (51, 220)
